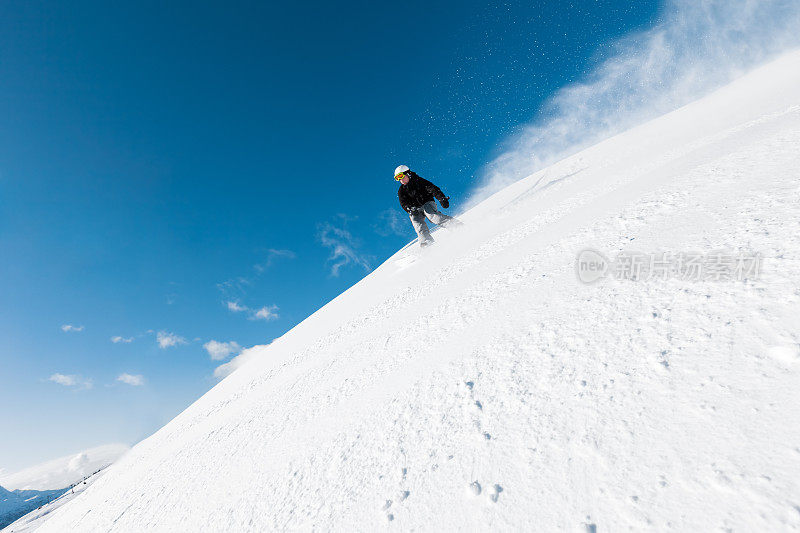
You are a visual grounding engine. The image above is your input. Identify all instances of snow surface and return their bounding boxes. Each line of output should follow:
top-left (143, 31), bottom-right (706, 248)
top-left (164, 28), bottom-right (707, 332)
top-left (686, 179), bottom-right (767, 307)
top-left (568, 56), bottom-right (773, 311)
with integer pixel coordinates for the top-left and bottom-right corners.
top-left (0, 444), bottom-right (129, 491)
top-left (37, 50), bottom-right (800, 531)
top-left (0, 487), bottom-right (68, 531)
top-left (2, 467), bottom-right (111, 532)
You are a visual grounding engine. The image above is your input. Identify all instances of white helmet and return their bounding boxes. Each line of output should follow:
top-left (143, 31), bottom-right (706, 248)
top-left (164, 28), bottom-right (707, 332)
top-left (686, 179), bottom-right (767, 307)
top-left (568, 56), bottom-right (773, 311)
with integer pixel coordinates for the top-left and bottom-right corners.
top-left (394, 164), bottom-right (410, 178)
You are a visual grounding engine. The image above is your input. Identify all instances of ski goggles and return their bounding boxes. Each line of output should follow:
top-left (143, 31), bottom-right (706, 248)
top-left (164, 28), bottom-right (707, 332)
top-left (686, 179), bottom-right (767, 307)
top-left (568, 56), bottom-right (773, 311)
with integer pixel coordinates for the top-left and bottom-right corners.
top-left (394, 172), bottom-right (407, 181)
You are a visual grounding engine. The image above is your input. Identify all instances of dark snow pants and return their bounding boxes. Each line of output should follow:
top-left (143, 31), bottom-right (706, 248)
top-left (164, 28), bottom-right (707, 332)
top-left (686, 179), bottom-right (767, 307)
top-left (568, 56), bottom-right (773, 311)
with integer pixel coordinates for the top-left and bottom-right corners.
top-left (409, 201), bottom-right (457, 245)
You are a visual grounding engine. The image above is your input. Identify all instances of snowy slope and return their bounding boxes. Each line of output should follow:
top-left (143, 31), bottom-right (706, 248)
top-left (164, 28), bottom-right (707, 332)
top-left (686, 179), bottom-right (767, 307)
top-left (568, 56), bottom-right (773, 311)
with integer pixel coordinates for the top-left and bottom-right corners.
top-left (39, 50), bottom-right (800, 531)
top-left (0, 487), bottom-right (68, 531)
top-left (0, 445), bottom-right (128, 530)
top-left (2, 467), bottom-right (111, 532)
top-left (0, 444), bottom-right (129, 491)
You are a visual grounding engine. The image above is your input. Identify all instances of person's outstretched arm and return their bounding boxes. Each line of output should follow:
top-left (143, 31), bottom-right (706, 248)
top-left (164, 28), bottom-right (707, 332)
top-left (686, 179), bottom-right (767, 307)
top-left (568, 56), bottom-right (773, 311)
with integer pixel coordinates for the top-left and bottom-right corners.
top-left (417, 176), bottom-right (446, 202)
top-left (419, 177), bottom-right (449, 208)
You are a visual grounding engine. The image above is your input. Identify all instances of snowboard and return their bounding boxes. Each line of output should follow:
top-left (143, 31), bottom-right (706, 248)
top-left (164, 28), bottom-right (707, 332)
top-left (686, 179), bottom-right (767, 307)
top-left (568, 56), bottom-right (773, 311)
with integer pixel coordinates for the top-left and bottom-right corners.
top-left (394, 239), bottom-right (434, 268)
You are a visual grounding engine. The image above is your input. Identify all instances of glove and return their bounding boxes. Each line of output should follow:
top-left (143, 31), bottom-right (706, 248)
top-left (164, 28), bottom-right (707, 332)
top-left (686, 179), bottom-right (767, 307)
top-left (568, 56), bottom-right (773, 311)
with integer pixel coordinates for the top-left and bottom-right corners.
top-left (440, 197), bottom-right (450, 209)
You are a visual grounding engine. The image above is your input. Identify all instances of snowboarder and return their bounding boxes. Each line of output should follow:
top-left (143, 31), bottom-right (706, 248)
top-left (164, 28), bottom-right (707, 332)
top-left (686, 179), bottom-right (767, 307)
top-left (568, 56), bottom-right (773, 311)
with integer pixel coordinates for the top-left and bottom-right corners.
top-left (394, 164), bottom-right (462, 247)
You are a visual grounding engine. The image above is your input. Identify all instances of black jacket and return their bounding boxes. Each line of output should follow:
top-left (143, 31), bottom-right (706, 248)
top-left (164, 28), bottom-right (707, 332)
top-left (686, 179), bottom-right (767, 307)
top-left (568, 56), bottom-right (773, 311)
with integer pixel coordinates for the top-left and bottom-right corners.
top-left (398, 172), bottom-right (446, 213)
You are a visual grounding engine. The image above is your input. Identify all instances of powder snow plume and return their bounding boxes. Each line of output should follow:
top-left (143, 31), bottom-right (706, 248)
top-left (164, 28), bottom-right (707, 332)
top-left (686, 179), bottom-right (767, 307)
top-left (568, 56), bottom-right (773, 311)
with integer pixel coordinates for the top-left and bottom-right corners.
top-left (470, 0), bottom-right (800, 203)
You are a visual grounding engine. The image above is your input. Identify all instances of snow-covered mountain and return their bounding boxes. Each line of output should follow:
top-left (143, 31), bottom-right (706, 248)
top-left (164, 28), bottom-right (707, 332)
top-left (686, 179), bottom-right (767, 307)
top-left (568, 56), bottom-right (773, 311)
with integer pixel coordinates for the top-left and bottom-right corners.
top-left (0, 444), bottom-right (129, 492)
top-left (0, 444), bottom-right (129, 530)
top-left (0, 486), bottom-right (68, 530)
top-left (1, 467), bottom-right (113, 532)
top-left (0, 487), bottom-right (24, 525)
top-left (36, 50), bottom-right (800, 531)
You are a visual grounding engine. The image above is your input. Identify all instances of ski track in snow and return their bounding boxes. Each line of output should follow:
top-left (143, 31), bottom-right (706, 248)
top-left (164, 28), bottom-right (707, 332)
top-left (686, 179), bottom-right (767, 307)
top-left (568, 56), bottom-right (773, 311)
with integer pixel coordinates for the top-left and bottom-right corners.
top-left (31, 51), bottom-right (800, 532)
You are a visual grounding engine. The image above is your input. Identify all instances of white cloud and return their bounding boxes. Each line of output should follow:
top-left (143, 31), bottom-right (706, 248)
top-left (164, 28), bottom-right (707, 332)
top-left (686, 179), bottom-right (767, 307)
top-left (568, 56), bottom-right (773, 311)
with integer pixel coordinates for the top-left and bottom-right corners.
top-left (203, 340), bottom-right (241, 361)
top-left (60, 324), bottom-right (84, 333)
top-left (48, 373), bottom-right (93, 390)
top-left (67, 452), bottom-right (90, 472)
top-left (318, 215), bottom-right (372, 277)
top-left (471, 0), bottom-right (800, 203)
top-left (213, 344), bottom-right (268, 379)
top-left (111, 336), bottom-right (134, 344)
top-left (226, 301), bottom-right (247, 312)
top-left (374, 209), bottom-right (408, 237)
top-left (251, 305), bottom-right (279, 322)
top-left (0, 443), bottom-right (129, 491)
top-left (225, 301), bottom-right (279, 322)
top-left (253, 249), bottom-right (296, 273)
top-left (49, 373), bottom-right (76, 386)
top-left (218, 249), bottom-right (296, 304)
top-left (216, 277), bottom-right (252, 301)
top-left (157, 331), bottom-right (187, 349)
top-left (116, 373), bottom-right (145, 386)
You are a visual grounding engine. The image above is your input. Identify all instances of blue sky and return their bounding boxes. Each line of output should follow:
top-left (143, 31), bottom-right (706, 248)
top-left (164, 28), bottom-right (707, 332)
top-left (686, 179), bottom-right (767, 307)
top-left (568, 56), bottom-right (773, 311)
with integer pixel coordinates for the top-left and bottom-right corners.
top-left (0, 0), bottom-right (662, 472)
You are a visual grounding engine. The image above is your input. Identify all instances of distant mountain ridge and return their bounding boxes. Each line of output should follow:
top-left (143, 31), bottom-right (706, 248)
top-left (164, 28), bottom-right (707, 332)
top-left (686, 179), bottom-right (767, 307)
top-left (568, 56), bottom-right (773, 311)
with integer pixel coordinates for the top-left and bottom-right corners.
top-left (0, 444), bottom-right (129, 530)
top-left (0, 485), bottom-right (67, 530)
